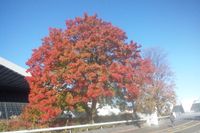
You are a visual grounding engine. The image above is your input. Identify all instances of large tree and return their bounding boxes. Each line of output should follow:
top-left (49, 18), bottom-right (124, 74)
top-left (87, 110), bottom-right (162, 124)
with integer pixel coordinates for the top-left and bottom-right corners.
top-left (23, 14), bottom-right (151, 124)
top-left (136, 48), bottom-right (176, 115)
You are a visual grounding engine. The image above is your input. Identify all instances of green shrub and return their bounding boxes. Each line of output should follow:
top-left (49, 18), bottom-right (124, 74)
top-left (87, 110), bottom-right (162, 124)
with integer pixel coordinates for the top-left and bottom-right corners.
top-left (0, 120), bottom-right (8, 132)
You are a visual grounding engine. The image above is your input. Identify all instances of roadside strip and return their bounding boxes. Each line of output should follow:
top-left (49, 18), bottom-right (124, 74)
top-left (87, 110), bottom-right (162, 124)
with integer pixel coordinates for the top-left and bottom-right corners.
top-left (150, 120), bottom-right (194, 133)
top-left (111, 126), bottom-right (144, 133)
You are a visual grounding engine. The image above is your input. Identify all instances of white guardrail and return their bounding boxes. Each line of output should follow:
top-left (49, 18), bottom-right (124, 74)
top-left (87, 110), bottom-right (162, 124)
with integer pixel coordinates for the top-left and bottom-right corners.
top-left (2, 116), bottom-right (169, 133)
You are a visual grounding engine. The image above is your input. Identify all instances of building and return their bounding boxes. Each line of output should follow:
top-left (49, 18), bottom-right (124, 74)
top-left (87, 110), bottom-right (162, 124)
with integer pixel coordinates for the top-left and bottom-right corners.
top-left (190, 100), bottom-right (200, 112)
top-left (0, 57), bottom-right (30, 119)
top-left (172, 104), bottom-right (184, 116)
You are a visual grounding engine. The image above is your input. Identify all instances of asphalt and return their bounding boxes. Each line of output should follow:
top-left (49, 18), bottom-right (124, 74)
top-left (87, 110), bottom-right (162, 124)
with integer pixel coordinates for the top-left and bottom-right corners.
top-left (79, 119), bottom-right (200, 133)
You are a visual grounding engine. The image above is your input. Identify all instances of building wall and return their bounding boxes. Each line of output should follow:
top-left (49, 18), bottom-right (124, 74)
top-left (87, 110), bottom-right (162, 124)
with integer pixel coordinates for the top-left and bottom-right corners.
top-left (0, 87), bottom-right (28, 119)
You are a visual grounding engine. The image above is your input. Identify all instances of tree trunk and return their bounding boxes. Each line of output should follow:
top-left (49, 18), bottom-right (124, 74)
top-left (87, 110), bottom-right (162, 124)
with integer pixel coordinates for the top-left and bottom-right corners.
top-left (156, 104), bottom-right (161, 116)
top-left (132, 101), bottom-right (141, 128)
top-left (87, 99), bottom-right (97, 124)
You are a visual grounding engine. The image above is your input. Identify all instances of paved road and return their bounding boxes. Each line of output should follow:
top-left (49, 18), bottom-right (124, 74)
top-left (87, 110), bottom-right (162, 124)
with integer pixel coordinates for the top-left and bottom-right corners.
top-left (82, 118), bottom-right (200, 133)
top-left (121, 120), bottom-right (200, 133)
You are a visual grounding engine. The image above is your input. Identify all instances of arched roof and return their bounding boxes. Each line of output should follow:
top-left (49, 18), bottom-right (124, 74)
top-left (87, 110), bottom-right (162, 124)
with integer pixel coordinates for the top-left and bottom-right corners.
top-left (0, 57), bottom-right (30, 92)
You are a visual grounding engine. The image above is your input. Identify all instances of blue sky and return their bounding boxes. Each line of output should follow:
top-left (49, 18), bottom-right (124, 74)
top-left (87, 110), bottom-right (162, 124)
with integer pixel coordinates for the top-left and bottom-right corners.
top-left (0, 0), bottom-right (200, 102)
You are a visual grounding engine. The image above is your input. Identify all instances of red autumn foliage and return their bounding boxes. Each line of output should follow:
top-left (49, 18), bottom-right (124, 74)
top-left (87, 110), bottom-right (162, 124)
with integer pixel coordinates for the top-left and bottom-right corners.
top-left (23, 14), bottom-right (153, 124)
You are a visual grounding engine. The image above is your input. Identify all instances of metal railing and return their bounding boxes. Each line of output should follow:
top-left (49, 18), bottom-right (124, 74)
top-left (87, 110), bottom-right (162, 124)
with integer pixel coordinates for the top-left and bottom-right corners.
top-left (3, 116), bottom-right (169, 133)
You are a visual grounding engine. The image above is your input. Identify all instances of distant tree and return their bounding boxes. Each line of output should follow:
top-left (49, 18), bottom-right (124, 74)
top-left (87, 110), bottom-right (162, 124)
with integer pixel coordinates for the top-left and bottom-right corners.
top-left (22, 14), bottom-right (151, 124)
top-left (136, 48), bottom-right (176, 115)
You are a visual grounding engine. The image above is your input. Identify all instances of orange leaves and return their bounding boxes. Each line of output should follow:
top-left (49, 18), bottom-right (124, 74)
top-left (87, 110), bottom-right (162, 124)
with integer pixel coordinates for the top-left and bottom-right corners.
top-left (87, 72), bottom-right (97, 81)
top-left (111, 73), bottom-right (123, 82)
top-left (125, 84), bottom-right (139, 99)
top-left (103, 89), bottom-right (114, 97)
top-left (65, 92), bottom-right (74, 106)
top-left (22, 86), bottom-right (61, 123)
top-left (87, 84), bottom-right (102, 98)
top-left (98, 75), bottom-right (107, 82)
top-left (24, 13), bottom-right (154, 124)
top-left (40, 107), bottom-right (61, 123)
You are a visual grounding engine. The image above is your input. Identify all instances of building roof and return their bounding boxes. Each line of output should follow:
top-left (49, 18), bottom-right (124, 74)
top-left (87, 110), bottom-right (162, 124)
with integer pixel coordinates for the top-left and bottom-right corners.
top-left (0, 57), bottom-right (30, 92)
top-left (172, 104), bottom-right (185, 113)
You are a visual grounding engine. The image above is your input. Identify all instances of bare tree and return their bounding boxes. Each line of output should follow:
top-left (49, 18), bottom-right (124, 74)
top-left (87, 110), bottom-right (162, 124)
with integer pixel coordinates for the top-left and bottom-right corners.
top-left (136, 47), bottom-right (176, 116)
